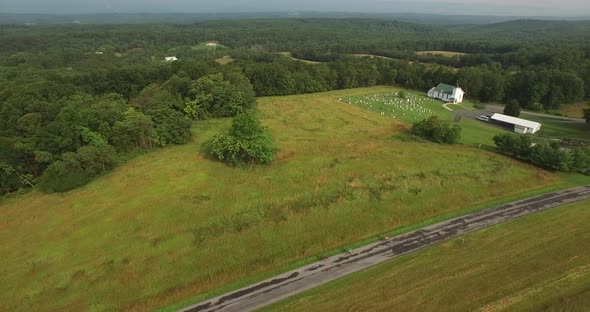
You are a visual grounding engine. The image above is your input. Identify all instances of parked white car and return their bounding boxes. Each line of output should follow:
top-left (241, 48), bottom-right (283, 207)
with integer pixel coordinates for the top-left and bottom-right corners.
top-left (477, 115), bottom-right (490, 122)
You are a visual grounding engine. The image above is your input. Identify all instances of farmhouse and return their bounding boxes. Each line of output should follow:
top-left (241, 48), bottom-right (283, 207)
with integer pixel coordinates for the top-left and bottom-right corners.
top-left (206, 42), bottom-right (218, 47)
top-left (427, 83), bottom-right (465, 103)
top-left (490, 113), bottom-right (542, 134)
top-left (164, 56), bottom-right (178, 62)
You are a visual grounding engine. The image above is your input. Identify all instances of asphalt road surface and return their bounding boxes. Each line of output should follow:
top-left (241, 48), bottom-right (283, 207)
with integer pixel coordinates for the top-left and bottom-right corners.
top-left (179, 185), bottom-right (590, 312)
top-left (455, 105), bottom-right (586, 124)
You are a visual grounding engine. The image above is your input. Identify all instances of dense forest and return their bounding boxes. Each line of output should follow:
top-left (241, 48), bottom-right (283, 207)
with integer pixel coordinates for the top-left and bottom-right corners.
top-left (1, 17), bottom-right (589, 195)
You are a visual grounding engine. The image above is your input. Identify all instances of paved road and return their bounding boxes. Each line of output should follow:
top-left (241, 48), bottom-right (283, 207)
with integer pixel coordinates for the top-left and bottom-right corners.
top-left (486, 105), bottom-right (586, 123)
top-left (454, 105), bottom-right (586, 124)
top-left (179, 185), bottom-right (590, 312)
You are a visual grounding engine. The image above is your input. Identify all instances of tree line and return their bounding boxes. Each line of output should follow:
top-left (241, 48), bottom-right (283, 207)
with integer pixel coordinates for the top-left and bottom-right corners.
top-left (493, 134), bottom-right (590, 174)
top-left (0, 63), bottom-right (256, 194)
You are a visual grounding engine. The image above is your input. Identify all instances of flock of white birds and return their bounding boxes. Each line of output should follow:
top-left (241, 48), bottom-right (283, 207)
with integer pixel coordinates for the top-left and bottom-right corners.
top-left (340, 92), bottom-right (437, 121)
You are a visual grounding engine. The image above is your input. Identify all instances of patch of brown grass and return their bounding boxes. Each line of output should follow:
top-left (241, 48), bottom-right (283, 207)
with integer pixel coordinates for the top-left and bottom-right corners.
top-left (554, 102), bottom-right (590, 118)
top-left (214, 57), bottom-right (234, 65)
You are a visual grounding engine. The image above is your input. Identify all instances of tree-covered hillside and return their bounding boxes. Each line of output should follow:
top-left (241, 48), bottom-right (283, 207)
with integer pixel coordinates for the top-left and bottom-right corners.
top-left (1, 17), bottom-right (589, 195)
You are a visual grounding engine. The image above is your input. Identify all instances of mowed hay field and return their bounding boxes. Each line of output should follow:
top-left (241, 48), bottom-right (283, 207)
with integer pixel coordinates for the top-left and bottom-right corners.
top-left (0, 86), bottom-right (562, 311)
top-left (264, 198), bottom-right (590, 312)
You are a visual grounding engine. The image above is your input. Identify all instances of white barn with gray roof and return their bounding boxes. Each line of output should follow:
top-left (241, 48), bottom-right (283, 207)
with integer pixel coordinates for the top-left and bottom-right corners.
top-left (491, 113), bottom-right (542, 134)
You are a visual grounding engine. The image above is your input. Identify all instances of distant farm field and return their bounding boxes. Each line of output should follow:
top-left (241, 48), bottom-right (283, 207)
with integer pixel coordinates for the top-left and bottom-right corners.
top-left (214, 56), bottom-right (234, 65)
top-left (0, 86), bottom-right (565, 311)
top-left (416, 50), bottom-right (467, 57)
top-left (351, 54), bottom-right (398, 60)
top-left (277, 52), bottom-right (322, 64)
top-left (264, 198), bottom-right (590, 312)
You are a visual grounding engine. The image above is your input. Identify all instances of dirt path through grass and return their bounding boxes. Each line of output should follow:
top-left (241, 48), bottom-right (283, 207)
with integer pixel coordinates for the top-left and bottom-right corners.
top-left (442, 102), bottom-right (468, 111)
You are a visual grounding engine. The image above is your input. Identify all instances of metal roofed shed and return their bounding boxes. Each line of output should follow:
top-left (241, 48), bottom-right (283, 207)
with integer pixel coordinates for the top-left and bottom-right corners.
top-left (490, 113), bottom-right (541, 134)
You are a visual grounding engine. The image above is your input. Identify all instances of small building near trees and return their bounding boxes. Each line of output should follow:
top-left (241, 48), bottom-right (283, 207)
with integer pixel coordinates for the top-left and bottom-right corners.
top-left (490, 113), bottom-right (542, 134)
top-left (427, 83), bottom-right (465, 103)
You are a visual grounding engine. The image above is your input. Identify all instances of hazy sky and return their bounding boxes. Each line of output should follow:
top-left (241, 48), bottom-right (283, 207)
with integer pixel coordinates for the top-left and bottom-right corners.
top-left (1, 0), bottom-right (590, 16)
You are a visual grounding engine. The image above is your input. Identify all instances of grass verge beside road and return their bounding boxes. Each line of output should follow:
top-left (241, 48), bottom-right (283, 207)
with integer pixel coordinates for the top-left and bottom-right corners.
top-left (263, 198), bottom-right (590, 312)
top-left (160, 172), bottom-right (589, 312)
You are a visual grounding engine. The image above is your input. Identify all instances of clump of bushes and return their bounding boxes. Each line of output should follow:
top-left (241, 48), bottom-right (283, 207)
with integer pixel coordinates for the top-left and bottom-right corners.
top-left (493, 133), bottom-right (590, 174)
top-left (205, 111), bottom-right (278, 165)
top-left (411, 116), bottom-right (462, 144)
top-left (38, 144), bottom-right (117, 193)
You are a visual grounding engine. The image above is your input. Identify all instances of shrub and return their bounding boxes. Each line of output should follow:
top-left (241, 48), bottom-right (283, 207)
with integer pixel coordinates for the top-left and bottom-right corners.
top-left (493, 133), bottom-right (532, 158)
top-left (38, 145), bottom-right (117, 193)
top-left (530, 102), bottom-right (543, 112)
top-left (529, 142), bottom-right (572, 171)
top-left (411, 116), bottom-right (461, 144)
top-left (205, 111), bottom-right (278, 165)
top-left (149, 108), bottom-right (193, 146)
top-left (473, 103), bottom-right (486, 110)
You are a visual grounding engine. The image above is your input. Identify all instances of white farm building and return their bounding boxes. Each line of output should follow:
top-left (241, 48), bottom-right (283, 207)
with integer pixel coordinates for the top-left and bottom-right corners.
top-left (164, 56), bottom-right (178, 62)
top-left (490, 113), bottom-right (542, 134)
top-left (427, 83), bottom-right (465, 104)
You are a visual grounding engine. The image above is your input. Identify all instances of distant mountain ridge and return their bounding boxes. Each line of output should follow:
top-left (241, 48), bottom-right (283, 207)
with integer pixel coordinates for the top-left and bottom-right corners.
top-left (0, 12), bottom-right (589, 26)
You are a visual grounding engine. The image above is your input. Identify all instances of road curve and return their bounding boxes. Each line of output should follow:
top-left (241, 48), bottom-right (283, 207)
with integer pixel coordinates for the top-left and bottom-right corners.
top-left (179, 185), bottom-right (590, 312)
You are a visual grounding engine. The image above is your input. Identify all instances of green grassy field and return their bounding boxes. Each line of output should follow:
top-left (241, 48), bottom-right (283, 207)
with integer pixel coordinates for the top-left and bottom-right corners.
top-left (263, 198), bottom-right (590, 312)
top-left (341, 91), bottom-right (510, 146)
top-left (521, 113), bottom-right (590, 141)
top-left (0, 86), bottom-right (572, 311)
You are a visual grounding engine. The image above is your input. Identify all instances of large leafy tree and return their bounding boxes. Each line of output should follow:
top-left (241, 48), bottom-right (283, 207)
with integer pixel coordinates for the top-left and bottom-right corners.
top-left (504, 99), bottom-right (521, 117)
top-left (185, 73), bottom-right (255, 119)
top-left (133, 85), bottom-right (192, 146)
top-left (111, 108), bottom-right (156, 151)
top-left (205, 111), bottom-right (278, 165)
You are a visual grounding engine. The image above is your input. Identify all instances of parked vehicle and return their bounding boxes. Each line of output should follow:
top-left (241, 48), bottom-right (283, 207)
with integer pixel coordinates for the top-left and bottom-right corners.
top-left (477, 115), bottom-right (490, 122)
